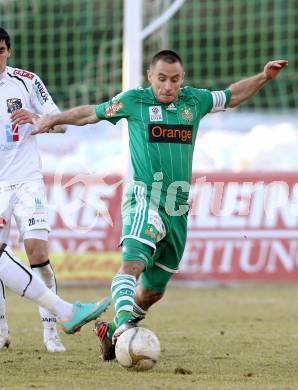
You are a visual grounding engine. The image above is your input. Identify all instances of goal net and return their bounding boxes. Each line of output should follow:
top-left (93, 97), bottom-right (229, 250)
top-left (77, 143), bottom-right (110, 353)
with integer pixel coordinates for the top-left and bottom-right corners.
top-left (1, 0), bottom-right (296, 110)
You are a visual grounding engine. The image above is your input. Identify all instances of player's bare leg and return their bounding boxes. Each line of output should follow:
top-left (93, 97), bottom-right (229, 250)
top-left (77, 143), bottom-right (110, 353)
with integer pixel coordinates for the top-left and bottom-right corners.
top-left (0, 244), bottom-right (111, 338)
top-left (134, 284), bottom-right (163, 311)
top-left (0, 279), bottom-right (10, 349)
top-left (0, 216), bottom-right (10, 349)
top-left (95, 259), bottom-right (144, 360)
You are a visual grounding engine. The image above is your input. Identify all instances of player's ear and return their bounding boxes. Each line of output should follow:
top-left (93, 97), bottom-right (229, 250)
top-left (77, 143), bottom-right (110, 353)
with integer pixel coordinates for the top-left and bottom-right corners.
top-left (181, 71), bottom-right (185, 84)
top-left (147, 68), bottom-right (152, 83)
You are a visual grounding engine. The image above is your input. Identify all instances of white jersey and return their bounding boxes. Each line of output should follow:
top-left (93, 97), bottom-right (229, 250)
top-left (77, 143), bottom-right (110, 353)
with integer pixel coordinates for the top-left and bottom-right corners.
top-left (0, 66), bottom-right (59, 184)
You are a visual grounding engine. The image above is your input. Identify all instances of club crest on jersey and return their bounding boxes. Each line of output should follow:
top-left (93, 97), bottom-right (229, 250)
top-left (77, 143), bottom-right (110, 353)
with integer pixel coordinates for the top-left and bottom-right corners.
top-left (145, 226), bottom-right (156, 239)
top-left (105, 101), bottom-right (123, 118)
top-left (6, 98), bottom-right (22, 113)
top-left (149, 106), bottom-right (163, 121)
top-left (181, 108), bottom-right (193, 121)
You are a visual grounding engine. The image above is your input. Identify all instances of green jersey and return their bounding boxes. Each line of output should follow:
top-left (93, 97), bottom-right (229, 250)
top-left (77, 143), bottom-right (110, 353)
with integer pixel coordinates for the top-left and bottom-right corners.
top-left (95, 86), bottom-right (230, 201)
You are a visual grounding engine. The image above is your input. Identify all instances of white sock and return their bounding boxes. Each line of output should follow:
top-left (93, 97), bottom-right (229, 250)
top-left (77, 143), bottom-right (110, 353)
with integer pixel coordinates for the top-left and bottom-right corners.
top-left (31, 261), bottom-right (59, 339)
top-left (0, 279), bottom-right (8, 336)
top-left (0, 245), bottom-right (73, 321)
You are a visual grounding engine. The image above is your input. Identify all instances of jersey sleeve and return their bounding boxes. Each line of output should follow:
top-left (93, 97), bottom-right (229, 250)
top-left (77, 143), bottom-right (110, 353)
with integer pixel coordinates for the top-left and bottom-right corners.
top-left (29, 73), bottom-right (59, 115)
top-left (95, 90), bottom-right (133, 125)
top-left (191, 88), bottom-right (231, 117)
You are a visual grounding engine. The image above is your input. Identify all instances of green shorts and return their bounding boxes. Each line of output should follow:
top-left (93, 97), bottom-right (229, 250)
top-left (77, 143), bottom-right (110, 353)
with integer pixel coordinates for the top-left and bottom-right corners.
top-left (121, 182), bottom-right (189, 293)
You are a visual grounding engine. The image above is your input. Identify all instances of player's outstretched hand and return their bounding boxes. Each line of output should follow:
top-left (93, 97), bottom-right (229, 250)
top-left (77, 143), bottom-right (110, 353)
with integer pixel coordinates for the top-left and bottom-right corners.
top-left (264, 60), bottom-right (288, 80)
top-left (31, 115), bottom-right (54, 135)
top-left (11, 109), bottom-right (39, 126)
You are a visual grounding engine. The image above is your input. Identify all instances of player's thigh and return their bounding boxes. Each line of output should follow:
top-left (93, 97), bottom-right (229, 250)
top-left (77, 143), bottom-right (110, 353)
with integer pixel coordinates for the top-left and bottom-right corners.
top-left (122, 239), bottom-right (172, 293)
top-left (122, 238), bottom-right (154, 272)
top-left (154, 213), bottom-right (188, 273)
top-left (24, 232), bottom-right (49, 264)
top-left (140, 214), bottom-right (188, 293)
top-left (121, 182), bottom-right (166, 253)
top-left (140, 262), bottom-right (174, 294)
top-left (13, 179), bottom-right (50, 240)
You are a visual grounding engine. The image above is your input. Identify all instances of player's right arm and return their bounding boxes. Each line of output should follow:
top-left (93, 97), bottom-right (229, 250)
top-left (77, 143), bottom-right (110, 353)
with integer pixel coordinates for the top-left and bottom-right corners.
top-left (31, 105), bottom-right (98, 134)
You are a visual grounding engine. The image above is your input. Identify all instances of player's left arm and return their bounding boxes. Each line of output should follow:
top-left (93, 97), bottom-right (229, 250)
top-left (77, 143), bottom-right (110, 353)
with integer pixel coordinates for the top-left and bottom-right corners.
top-left (10, 108), bottom-right (66, 133)
top-left (228, 60), bottom-right (288, 108)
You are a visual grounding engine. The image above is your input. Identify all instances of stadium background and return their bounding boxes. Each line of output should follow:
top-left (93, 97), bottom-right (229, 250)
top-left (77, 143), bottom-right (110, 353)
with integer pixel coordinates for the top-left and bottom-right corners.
top-left (1, 0), bottom-right (298, 284)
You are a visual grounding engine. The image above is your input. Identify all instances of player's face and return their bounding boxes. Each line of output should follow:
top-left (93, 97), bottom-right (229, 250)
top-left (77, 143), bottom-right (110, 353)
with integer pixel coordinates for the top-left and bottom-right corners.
top-left (148, 60), bottom-right (184, 103)
top-left (0, 40), bottom-right (10, 73)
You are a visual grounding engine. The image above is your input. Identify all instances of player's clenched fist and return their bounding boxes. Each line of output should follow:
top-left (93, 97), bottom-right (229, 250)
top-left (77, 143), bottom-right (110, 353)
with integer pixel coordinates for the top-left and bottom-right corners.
top-left (31, 114), bottom-right (66, 134)
top-left (264, 60), bottom-right (288, 80)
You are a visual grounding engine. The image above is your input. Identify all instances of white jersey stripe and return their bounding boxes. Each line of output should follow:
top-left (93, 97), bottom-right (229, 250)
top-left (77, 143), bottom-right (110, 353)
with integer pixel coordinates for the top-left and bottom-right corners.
top-left (155, 261), bottom-right (179, 274)
top-left (130, 185), bottom-right (145, 236)
top-left (136, 187), bottom-right (147, 237)
top-left (130, 185), bottom-right (141, 235)
top-left (120, 235), bottom-right (156, 251)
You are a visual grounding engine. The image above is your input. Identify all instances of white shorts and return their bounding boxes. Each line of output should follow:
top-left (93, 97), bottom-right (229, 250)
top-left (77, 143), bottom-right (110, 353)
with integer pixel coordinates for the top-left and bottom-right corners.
top-left (0, 179), bottom-right (50, 243)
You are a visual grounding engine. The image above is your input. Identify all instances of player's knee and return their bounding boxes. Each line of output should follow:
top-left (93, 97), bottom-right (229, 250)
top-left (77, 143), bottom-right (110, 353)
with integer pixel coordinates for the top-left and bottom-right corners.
top-left (118, 260), bottom-right (145, 278)
top-left (121, 238), bottom-right (153, 278)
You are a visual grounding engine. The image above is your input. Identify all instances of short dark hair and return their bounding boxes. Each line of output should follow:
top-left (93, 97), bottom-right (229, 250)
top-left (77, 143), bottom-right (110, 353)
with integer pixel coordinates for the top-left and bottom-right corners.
top-left (150, 50), bottom-right (183, 68)
top-left (0, 27), bottom-right (11, 49)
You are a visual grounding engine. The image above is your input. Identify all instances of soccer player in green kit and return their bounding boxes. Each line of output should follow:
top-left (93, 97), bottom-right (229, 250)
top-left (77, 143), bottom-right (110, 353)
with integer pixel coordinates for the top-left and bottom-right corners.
top-left (32, 50), bottom-right (288, 360)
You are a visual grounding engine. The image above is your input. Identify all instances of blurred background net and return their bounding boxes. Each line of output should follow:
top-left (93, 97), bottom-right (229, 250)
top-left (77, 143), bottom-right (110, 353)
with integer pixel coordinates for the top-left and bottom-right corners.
top-left (1, 0), bottom-right (296, 111)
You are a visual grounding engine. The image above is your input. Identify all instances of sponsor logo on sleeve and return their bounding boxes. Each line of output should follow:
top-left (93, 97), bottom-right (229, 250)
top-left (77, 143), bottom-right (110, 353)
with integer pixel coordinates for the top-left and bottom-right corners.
top-left (6, 98), bottom-right (22, 113)
top-left (13, 69), bottom-right (34, 79)
top-left (33, 79), bottom-right (49, 105)
top-left (104, 101), bottom-right (123, 118)
top-left (149, 106), bottom-right (163, 121)
top-left (148, 124), bottom-right (193, 144)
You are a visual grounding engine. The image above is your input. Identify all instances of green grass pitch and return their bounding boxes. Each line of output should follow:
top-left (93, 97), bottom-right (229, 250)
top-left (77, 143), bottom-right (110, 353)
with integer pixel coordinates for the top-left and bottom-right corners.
top-left (1, 284), bottom-right (298, 389)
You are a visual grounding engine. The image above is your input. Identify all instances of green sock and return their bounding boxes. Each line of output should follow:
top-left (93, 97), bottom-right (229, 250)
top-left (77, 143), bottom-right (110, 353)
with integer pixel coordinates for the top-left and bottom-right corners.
top-left (107, 311), bottom-right (132, 340)
top-left (110, 273), bottom-right (136, 332)
top-left (107, 319), bottom-right (117, 340)
top-left (117, 310), bottom-right (132, 326)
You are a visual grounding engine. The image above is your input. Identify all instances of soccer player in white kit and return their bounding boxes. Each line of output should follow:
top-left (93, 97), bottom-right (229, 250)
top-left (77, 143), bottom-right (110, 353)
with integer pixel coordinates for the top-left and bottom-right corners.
top-left (0, 26), bottom-right (69, 352)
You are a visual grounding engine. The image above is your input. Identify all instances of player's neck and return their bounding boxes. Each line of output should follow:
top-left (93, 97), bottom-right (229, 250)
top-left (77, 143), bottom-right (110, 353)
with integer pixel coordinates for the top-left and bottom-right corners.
top-left (0, 66), bottom-right (7, 80)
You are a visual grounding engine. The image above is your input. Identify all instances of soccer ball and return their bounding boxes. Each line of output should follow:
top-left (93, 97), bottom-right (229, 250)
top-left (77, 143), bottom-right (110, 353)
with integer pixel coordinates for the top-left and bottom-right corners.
top-left (115, 327), bottom-right (161, 371)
